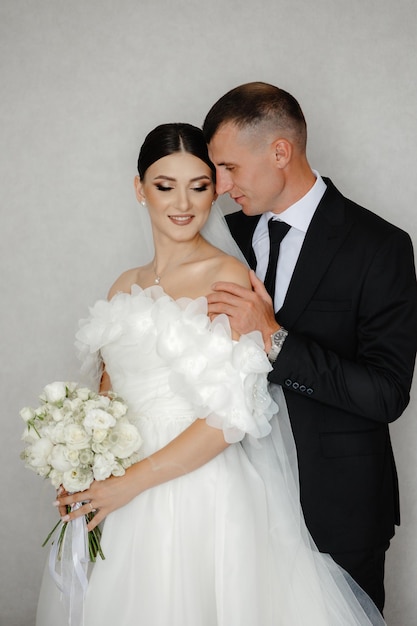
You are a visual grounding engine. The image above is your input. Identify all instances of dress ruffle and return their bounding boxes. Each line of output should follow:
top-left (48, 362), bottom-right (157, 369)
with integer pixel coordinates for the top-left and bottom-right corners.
top-left (75, 285), bottom-right (277, 443)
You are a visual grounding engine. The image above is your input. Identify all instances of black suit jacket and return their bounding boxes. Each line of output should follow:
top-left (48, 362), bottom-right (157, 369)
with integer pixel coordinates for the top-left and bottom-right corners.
top-left (226, 178), bottom-right (417, 554)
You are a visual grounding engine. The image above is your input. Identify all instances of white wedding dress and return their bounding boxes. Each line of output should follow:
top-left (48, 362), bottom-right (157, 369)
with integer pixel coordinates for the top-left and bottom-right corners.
top-left (36, 285), bottom-right (385, 626)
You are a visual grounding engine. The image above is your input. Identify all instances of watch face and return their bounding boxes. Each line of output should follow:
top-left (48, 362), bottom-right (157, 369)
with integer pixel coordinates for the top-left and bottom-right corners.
top-left (273, 329), bottom-right (287, 346)
top-left (274, 331), bottom-right (284, 344)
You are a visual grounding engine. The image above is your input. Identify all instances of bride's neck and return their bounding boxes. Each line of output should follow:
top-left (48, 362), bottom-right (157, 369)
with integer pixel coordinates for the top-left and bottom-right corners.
top-left (151, 235), bottom-right (203, 284)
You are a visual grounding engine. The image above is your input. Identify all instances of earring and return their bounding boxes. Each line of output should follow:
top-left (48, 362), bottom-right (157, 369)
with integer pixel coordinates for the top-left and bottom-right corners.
top-left (141, 200), bottom-right (147, 207)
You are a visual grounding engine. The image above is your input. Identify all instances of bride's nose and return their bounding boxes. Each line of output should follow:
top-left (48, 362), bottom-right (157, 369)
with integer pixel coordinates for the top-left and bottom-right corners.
top-left (175, 188), bottom-right (192, 211)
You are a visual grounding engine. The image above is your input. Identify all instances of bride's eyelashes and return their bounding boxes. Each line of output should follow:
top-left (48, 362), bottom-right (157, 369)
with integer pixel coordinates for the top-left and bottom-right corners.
top-left (154, 183), bottom-right (211, 193)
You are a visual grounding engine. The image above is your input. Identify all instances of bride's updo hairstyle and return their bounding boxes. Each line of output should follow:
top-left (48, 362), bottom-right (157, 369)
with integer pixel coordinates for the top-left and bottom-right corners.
top-left (137, 123), bottom-right (216, 181)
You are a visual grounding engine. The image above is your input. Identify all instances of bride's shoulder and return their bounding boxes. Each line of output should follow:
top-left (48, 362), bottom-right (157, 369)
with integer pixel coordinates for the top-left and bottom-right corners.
top-left (107, 267), bottom-right (145, 300)
top-left (209, 250), bottom-right (251, 289)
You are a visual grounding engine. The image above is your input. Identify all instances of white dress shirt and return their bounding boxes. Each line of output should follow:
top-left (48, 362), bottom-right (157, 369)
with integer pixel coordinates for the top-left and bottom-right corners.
top-left (252, 172), bottom-right (327, 312)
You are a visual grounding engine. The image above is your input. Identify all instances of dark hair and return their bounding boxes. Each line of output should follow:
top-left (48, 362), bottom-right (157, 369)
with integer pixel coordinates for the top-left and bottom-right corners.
top-left (137, 122), bottom-right (216, 181)
top-left (203, 82), bottom-right (307, 150)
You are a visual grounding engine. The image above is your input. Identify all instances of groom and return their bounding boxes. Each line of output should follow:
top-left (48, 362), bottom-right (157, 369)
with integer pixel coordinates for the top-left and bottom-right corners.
top-left (204, 82), bottom-right (417, 612)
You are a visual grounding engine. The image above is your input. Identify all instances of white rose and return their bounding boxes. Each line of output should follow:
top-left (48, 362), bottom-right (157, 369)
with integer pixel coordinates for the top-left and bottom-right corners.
top-left (62, 467), bottom-right (93, 492)
top-left (49, 444), bottom-right (73, 472)
top-left (20, 406), bottom-right (35, 423)
top-left (111, 461), bottom-right (126, 477)
top-left (93, 452), bottom-right (116, 481)
top-left (109, 421), bottom-right (142, 459)
top-left (43, 382), bottom-right (68, 404)
top-left (49, 469), bottom-right (64, 489)
top-left (110, 401), bottom-right (128, 419)
top-left (75, 387), bottom-right (91, 401)
top-left (84, 408), bottom-right (116, 434)
top-left (63, 423), bottom-right (90, 450)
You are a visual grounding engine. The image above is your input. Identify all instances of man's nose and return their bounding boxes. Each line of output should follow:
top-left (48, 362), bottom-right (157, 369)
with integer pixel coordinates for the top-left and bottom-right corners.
top-left (215, 170), bottom-right (233, 195)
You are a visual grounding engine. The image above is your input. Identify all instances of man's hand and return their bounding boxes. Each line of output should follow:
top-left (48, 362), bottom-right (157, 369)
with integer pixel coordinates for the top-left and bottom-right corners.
top-left (207, 270), bottom-right (280, 350)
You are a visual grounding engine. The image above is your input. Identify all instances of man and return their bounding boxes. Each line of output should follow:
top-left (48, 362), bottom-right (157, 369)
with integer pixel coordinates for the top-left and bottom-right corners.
top-left (203, 81), bottom-right (417, 612)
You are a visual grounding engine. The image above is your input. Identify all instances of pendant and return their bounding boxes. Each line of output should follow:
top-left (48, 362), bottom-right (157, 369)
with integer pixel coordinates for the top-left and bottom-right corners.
top-left (154, 276), bottom-right (161, 284)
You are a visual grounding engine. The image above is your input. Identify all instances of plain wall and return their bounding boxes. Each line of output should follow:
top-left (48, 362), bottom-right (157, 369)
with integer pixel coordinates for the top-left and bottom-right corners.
top-left (1, 1), bottom-right (416, 624)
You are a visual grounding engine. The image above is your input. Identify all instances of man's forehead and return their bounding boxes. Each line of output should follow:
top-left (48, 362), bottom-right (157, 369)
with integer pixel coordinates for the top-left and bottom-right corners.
top-left (209, 123), bottom-right (266, 163)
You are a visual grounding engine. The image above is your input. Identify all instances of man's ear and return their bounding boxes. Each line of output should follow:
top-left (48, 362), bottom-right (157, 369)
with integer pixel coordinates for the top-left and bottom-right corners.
top-left (272, 138), bottom-right (292, 169)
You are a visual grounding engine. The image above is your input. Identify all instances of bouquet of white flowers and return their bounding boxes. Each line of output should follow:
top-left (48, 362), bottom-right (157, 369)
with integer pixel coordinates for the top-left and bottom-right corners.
top-left (20, 381), bottom-right (143, 561)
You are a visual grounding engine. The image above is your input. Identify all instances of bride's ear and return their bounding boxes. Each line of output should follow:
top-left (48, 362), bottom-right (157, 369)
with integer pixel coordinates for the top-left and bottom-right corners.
top-left (134, 176), bottom-right (146, 205)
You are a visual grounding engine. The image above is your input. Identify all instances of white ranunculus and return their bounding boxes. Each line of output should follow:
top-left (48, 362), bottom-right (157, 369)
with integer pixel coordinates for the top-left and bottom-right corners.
top-left (92, 428), bottom-right (108, 443)
top-left (43, 382), bottom-right (68, 404)
top-left (62, 467), bottom-right (93, 492)
top-left (109, 421), bottom-right (143, 458)
top-left (66, 448), bottom-right (80, 467)
top-left (63, 423), bottom-right (90, 450)
top-left (20, 406), bottom-right (35, 423)
top-left (93, 452), bottom-right (116, 481)
top-left (84, 408), bottom-right (116, 434)
top-left (49, 444), bottom-right (73, 472)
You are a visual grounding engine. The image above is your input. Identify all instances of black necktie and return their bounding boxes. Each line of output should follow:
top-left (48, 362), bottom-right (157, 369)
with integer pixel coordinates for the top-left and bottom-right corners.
top-left (264, 219), bottom-right (291, 301)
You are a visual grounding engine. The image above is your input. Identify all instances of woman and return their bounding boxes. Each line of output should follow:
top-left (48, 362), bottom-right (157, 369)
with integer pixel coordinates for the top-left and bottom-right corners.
top-left (37, 123), bottom-right (385, 625)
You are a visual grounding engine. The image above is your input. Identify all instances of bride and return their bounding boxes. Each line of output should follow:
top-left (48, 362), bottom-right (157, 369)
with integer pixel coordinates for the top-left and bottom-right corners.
top-left (37, 122), bottom-right (385, 625)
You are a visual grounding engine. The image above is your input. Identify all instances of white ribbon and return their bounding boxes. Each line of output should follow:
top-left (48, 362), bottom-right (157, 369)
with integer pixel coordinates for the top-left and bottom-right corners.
top-left (48, 503), bottom-right (89, 626)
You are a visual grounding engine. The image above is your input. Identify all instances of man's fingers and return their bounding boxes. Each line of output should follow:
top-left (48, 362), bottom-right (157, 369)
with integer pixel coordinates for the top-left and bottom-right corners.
top-left (210, 280), bottom-right (253, 298)
top-left (249, 269), bottom-right (272, 302)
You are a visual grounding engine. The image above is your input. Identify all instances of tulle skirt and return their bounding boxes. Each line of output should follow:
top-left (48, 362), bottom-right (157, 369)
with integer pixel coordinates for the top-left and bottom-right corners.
top-left (36, 387), bottom-right (385, 626)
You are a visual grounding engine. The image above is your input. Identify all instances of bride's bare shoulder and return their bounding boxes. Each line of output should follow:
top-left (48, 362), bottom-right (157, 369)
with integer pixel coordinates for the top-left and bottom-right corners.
top-left (107, 267), bottom-right (144, 300)
top-left (210, 251), bottom-right (251, 289)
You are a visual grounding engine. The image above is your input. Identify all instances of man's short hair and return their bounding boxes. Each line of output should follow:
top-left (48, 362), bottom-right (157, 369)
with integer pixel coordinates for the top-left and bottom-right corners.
top-left (203, 82), bottom-right (307, 151)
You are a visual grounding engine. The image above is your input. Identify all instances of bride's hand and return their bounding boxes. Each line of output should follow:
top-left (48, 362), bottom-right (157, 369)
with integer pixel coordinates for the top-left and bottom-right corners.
top-left (56, 466), bottom-right (140, 531)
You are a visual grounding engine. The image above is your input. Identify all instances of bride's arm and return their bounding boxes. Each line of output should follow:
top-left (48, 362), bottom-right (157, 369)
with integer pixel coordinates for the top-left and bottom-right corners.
top-left (57, 419), bottom-right (229, 530)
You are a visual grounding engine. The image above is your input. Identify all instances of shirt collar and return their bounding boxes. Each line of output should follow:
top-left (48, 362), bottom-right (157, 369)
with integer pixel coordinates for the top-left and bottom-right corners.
top-left (264, 171), bottom-right (326, 233)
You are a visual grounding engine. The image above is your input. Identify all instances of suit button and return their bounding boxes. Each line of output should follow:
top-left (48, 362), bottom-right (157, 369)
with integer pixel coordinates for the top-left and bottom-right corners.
top-left (299, 385), bottom-right (306, 392)
top-left (307, 388), bottom-right (313, 395)
top-left (292, 382), bottom-right (299, 390)
top-left (285, 379), bottom-right (292, 387)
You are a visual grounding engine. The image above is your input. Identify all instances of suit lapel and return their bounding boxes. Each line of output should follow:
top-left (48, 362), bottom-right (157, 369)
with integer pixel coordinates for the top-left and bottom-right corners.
top-left (225, 212), bottom-right (260, 268)
top-left (278, 180), bottom-right (353, 327)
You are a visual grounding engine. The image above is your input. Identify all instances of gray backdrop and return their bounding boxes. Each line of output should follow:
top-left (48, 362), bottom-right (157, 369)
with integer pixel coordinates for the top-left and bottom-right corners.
top-left (1, 1), bottom-right (416, 624)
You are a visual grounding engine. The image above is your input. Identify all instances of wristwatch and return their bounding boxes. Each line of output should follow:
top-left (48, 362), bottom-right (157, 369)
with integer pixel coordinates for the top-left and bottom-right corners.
top-left (268, 327), bottom-right (288, 363)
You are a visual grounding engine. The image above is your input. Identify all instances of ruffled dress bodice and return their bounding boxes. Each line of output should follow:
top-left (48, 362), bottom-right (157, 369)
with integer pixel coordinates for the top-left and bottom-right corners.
top-left (76, 285), bottom-right (277, 450)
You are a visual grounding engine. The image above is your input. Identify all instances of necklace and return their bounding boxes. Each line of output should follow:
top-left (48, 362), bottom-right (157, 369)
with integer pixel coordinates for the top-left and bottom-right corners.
top-left (153, 240), bottom-right (201, 285)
